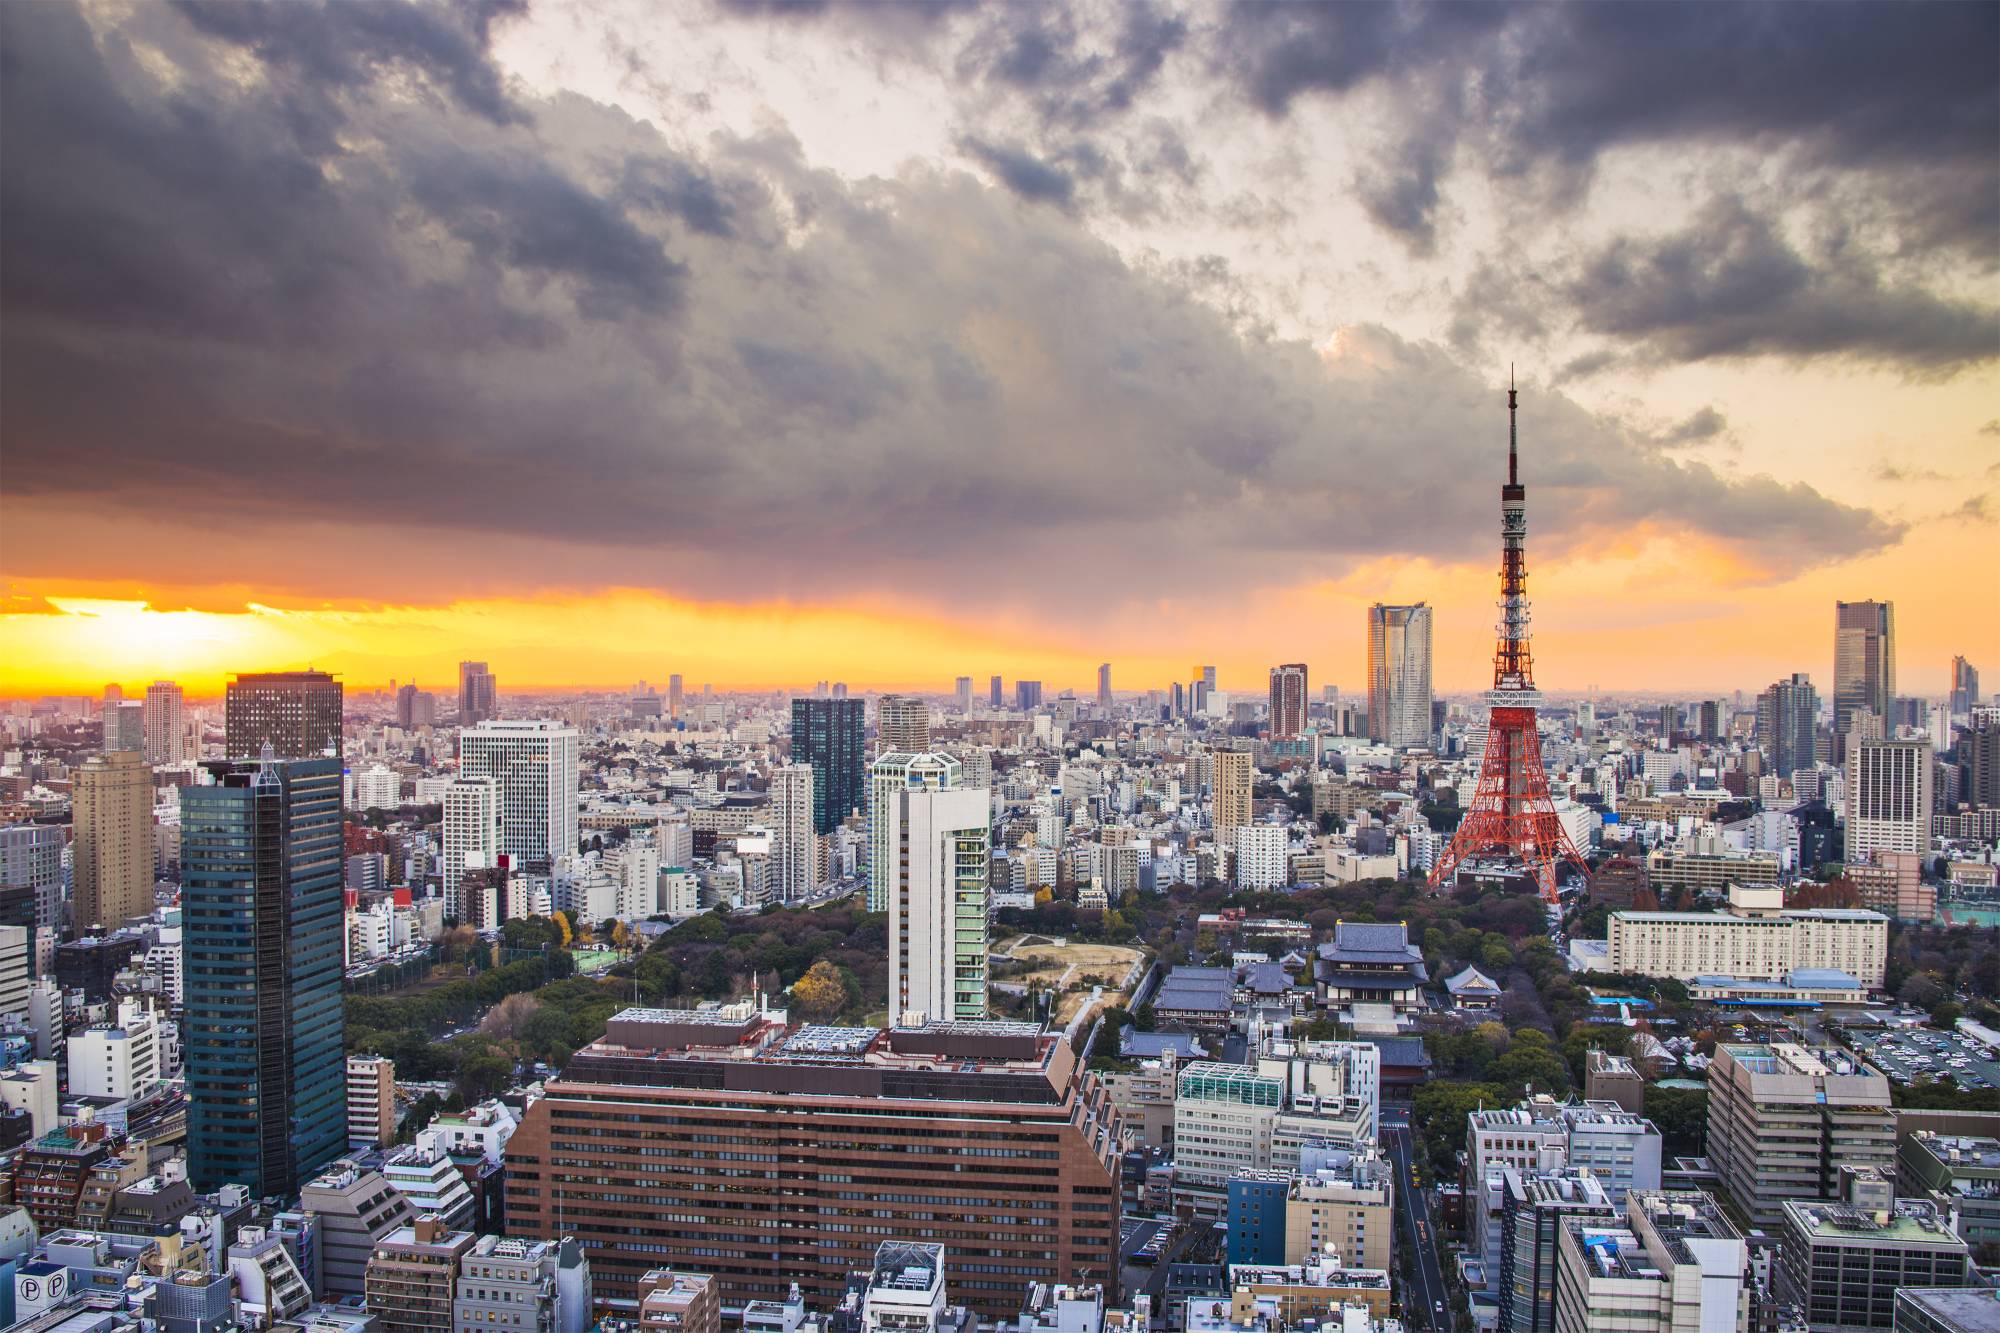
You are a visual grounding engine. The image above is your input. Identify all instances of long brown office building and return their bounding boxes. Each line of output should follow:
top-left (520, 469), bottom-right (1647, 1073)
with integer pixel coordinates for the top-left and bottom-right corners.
top-left (504, 1005), bottom-right (1122, 1318)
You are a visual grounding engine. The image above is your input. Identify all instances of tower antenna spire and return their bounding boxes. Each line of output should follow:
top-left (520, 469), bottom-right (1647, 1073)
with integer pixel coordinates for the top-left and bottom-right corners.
top-left (1507, 364), bottom-right (1519, 486)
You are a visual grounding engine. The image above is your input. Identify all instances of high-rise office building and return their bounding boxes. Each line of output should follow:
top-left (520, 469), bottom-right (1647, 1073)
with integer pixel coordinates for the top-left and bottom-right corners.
top-left (870, 753), bottom-right (989, 1022)
top-left (1756, 673), bottom-right (1819, 779)
top-left (0, 823), bottom-right (65, 950)
top-left (226, 670), bottom-right (343, 759)
top-left (101, 698), bottom-right (144, 752)
top-left (1963, 713), bottom-right (2000, 808)
top-left (182, 755), bottom-right (346, 1196)
top-left (1096, 663), bottom-right (1112, 708)
top-left (71, 749), bottom-right (154, 935)
top-left (0, 925), bottom-right (28, 1018)
top-left (988, 675), bottom-right (1003, 707)
top-left (440, 777), bottom-right (500, 913)
top-left (667, 673), bottom-right (684, 720)
top-left (458, 661), bottom-right (498, 724)
top-left (877, 694), bottom-right (931, 752)
top-left (394, 684), bottom-right (436, 730)
top-left (141, 681), bottom-right (187, 764)
top-left (1551, 1192), bottom-right (1748, 1333)
top-left (791, 698), bottom-right (865, 837)
top-left (955, 676), bottom-right (973, 711)
top-left (1834, 601), bottom-right (1895, 759)
top-left (770, 763), bottom-right (816, 903)
top-left (1268, 663), bottom-right (1308, 741)
top-left (504, 1007), bottom-right (1121, 1317)
top-left (1211, 748), bottom-right (1253, 843)
top-left (1015, 680), bottom-right (1044, 710)
top-left (458, 721), bottom-right (580, 874)
top-left (1845, 738), bottom-right (1932, 861)
top-left (1951, 656), bottom-right (1980, 717)
top-left (1200, 665), bottom-right (1218, 690)
top-left (1367, 603), bottom-right (1434, 749)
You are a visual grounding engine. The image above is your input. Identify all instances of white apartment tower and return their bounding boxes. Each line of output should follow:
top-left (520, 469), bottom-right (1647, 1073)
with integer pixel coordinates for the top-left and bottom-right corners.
top-left (459, 720), bottom-right (579, 872)
top-left (770, 763), bottom-right (816, 903)
top-left (1844, 737), bottom-right (1932, 861)
top-left (870, 751), bottom-right (990, 1023)
top-left (441, 776), bottom-right (500, 912)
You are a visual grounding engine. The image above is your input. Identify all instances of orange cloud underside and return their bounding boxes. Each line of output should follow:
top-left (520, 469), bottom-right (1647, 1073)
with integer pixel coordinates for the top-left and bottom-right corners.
top-left (1, 517), bottom-right (1993, 697)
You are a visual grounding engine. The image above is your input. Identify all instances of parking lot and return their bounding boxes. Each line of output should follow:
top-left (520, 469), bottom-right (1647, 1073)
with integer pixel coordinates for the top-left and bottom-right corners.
top-left (1844, 1025), bottom-right (2000, 1090)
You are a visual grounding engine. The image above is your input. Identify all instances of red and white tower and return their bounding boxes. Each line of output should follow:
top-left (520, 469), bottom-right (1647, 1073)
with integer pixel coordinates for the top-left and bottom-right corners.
top-left (1428, 376), bottom-right (1587, 903)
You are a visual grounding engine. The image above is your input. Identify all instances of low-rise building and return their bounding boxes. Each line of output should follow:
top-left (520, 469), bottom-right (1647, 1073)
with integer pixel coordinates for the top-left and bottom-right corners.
top-left (1896, 1131), bottom-right (2000, 1250)
top-left (299, 1163), bottom-right (418, 1299)
top-left (454, 1235), bottom-right (591, 1333)
top-left (365, 1217), bottom-right (476, 1333)
top-left (1778, 1191), bottom-right (1969, 1332)
top-left (636, 1269), bottom-right (718, 1333)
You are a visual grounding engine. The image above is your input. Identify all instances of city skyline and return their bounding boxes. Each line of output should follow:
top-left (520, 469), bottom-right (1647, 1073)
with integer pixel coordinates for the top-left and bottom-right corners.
top-left (2, 3), bottom-right (1995, 699)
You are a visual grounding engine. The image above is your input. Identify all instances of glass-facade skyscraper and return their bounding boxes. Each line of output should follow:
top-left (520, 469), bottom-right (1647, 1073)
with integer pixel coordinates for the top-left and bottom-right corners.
top-left (1833, 600), bottom-right (1895, 760)
top-left (182, 755), bottom-right (345, 1196)
top-left (224, 670), bottom-right (343, 759)
top-left (791, 697), bottom-right (865, 836)
top-left (1367, 603), bottom-right (1434, 750)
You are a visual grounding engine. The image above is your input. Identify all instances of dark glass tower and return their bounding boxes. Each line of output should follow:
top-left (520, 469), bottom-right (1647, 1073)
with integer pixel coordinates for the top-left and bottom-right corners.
top-left (224, 671), bottom-right (343, 759)
top-left (791, 697), bottom-right (865, 836)
top-left (182, 755), bottom-right (346, 1196)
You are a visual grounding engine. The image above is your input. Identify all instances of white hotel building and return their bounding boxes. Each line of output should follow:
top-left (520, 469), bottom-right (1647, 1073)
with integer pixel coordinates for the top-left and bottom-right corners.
top-left (1606, 883), bottom-right (1888, 989)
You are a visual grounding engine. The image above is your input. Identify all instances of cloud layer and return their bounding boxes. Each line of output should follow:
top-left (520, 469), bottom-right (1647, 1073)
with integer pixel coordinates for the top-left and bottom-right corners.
top-left (0, 0), bottom-right (1927, 615)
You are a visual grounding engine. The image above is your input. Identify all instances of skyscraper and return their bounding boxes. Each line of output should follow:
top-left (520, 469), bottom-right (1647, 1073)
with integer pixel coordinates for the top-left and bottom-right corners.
top-left (667, 673), bottom-right (684, 720)
top-left (791, 698), bottom-right (865, 837)
top-left (101, 699), bottom-right (144, 752)
top-left (0, 823), bottom-right (66, 952)
top-left (877, 695), bottom-right (931, 752)
top-left (71, 750), bottom-right (154, 935)
top-left (225, 670), bottom-right (343, 759)
top-left (868, 751), bottom-right (989, 1022)
top-left (440, 777), bottom-right (499, 916)
top-left (1367, 604), bottom-right (1434, 750)
top-left (1833, 601), bottom-right (1895, 759)
top-left (1200, 665), bottom-right (1218, 691)
top-left (1951, 656), bottom-right (1980, 716)
top-left (394, 684), bottom-right (436, 730)
top-left (182, 755), bottom-right (345, 1196)
top-left (1097, 663), bottom-right (1113, 708)
top-left (955, 676), bottom-right (973, 711)
top-left (141, 681), bottom-right (186, 764)
top-left (770, 764), bottom-right (816, 903)
top-left (1845, 738), bottom-right (1932, 861)
top-left (989, 675), bottom-right (1003, 708)
top-left (1211, 748), bottom-right (1253, 844)
top-left (458, 721), bottom-right (580, 874)
top-left (458, 661), bottom-right (498, 724)
top-left (1268, 663), bottom-right (1308, 741)
top-left (1015, 680), bottom-right (1043, 711)
top-left (1961, 713), bottom-right (1999, 808)
top-left (1755, 674), bottom-right (1819, 779)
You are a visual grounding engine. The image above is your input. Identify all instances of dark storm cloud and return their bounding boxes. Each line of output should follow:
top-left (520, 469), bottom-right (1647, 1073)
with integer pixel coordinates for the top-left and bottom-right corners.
top-left (1215, 2), bottom-right (1999, 262)
top-left (1565, 202), bottom-right (1998, 372)
top-left (0, 0), bottom-right (1900, 603)
top-left (957, 136), bottom-right (1077, 207)
top-left (1658, 408), bottom-right (1729, 449)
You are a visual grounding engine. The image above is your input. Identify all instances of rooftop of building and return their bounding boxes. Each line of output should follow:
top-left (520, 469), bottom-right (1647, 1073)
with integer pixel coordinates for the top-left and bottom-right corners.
top-left (1906, 1132), bottom-right (2000, 1171)
top-left (1469, 1099), bottom-right (1657, 1133)
top-left (868, 1241), bottom-right (945, 1294)
top-left (1895, 1289), bottom-right (2000, 1328)
top-left (557, 1006), bottom-right (1069, 1100)
top-left (1317, 922), bottom-right (1422, 965)
top-left (1783, 1199), bottom-right (1965, 1247)
top-left (1719, 1041), bottom-right (1881, 1081)
top-left (1154, 967), bottom-right (1236, 1014)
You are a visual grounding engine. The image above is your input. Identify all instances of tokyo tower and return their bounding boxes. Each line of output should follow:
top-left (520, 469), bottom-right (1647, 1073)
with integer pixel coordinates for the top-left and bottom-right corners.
top-left (1428, 375), bottom-right (1588, 904)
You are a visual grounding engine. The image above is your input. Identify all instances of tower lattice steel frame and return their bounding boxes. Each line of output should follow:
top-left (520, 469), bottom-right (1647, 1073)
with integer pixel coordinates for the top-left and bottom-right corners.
top-left (1428, 375), bottom-right (1588, 903)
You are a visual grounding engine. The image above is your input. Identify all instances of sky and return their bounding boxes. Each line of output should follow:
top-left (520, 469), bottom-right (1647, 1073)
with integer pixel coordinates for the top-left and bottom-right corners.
top-left (1, 0), bottom-right (1995, 698)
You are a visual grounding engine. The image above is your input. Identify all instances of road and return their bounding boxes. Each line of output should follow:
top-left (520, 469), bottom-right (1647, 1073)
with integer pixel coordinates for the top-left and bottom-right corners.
top-left (1383, 1110), bottom-right (1449, 1333)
